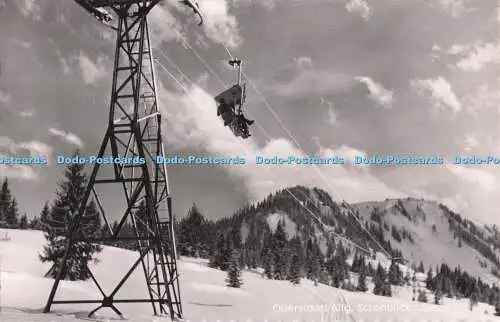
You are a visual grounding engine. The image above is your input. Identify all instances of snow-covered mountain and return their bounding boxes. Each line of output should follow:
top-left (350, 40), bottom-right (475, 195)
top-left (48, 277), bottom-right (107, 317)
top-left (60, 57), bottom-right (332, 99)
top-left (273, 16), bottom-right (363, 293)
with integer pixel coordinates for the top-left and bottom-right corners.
top-left (351, 197), bottom-right (500, 285)
top-left (224, 186), bottom-right (500, 285)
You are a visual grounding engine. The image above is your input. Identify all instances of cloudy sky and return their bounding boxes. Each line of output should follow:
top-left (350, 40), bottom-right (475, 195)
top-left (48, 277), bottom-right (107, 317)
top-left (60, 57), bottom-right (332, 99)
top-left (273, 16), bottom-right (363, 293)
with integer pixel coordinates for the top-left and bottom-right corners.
top-left (0, 0), bottom-right (499, 225)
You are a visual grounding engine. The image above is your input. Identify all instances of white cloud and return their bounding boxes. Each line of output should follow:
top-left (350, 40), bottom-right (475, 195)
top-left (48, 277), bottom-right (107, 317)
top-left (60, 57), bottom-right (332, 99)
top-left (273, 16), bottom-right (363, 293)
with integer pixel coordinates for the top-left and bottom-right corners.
top-left (0, 137), bottom-right (52, 157)
top-left (0, 136), bottom-right (53, 180)
top-left (19, 110), bottom-right (33, 119)
top-left (442, 41), bottom-right (500, 72)
top-left (15, 0), bottom-right (43, 20)
top-left (345, 0), bottom-right (373, 21)
top-left (161, 0), bottom-right (243, 49)
top-left (497, 0), bottom-right (500, 22)
top-left (18, 141), bottom-right (53, 159)
top-left (196, 0), bottom-right (243, 48)
top-left (77, 52), bottom-right (108, 85)
top-left (431, 0), bottom-right (466, 17)
top-left (158, 83), bottom-right (404, 203)
top-left (462, 132), bottom-right (480, 152)
top-left (410, 76), bottom-right (462, 114)
top-left (447, 44), bottom-right (469, 55)
top-left (0, 164), bottom-right (38, 180)
top-left (462, 84), bottom-right (499, 118)
top-left (456, 42), bottom-right (500, 72)
top-left (0, 90), bottom-right (10, 104)
top-left (48, 128), bottom-right (84, 148)
top-left (294, 56), bottom-right (313, 70)
top-left (327, 102), bottom-right (338, 126)
top-left (355, 76), bottom-right (394, 108)
top-left (230, 0), bottom-right (277, 11)
top-left (56, 51), bottom-right (71, 75)
top-left (150, 3), bottom-right (182, 46)
top-left (443, 164), bottom-right (499, 221)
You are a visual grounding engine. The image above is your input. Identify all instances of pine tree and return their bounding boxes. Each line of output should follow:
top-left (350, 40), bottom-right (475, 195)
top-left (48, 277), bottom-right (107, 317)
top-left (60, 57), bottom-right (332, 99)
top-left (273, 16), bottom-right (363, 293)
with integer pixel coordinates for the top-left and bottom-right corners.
top-left (37, 201), bottom-right (51, 231)
top-left (418, 290), bottom-right (427, 303)
top-left (39, 152), bottom-right (102, 281)
top-left (263, 248), bottom-right (275, 279)
top-left (209, 231), bottom-right (226, 269)
top-left (5, 198), bottom-right (19, 228)
top-left (19, 214), bottom-right (28, 229)
top-left (367, 262), bottom-right (374, 277)
top-left (0, 179), bottom-right (12, 227)
top-left (288, 253), bottom-right (302, 285)
top-left (388, 260), bottom-right (402, 285)
top-left (434, 288), bottom-right (442, 305)
top-left (225, 248), bottom-right (243, 288)
top-left (382, 281), bottom-right (392, 297)
top-left (373, 263), bottom-right (386, 295)
top-left (470, 288), bottom-right (479, 311)
top-left (418, 261), bottom-right (425, 273)
top-left (272, 220), bottom-right (289, 280)
top-left (425, 267), bottom-right (434, 290)
top-left (178, 203), bottom-right (208, 257)
top-left (357, 269), bottom-right (368, 292)
top-left (351, 253), bottom-right (361, 273)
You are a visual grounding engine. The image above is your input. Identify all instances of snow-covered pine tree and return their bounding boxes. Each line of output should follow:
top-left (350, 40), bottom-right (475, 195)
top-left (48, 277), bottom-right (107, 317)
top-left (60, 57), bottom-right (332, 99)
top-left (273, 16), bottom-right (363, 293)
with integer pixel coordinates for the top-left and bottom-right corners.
top-left (288, 253), bottom-right (302, 285)
top-left (418, 290), bottom-right (427, 303)
top-left (5, 197), bottom-right (19, 228)
top-left (469, 287), bottom-right (479, 311)
top-left (75, 200), bottom-right (102, 270)
top-left (178, 203), bottom-right (208, 257)
top-left (0, 179), bottom-right (12, 227)
top-left (263, 248), bottom-right (275, 279)
top-left (39, 152), bottom-right (102, 281)
top-left (434, 287), bottom-right (443, 305)
top-left (19, 214), bottom-right (28, 229)
top-left (382, 280), bottom-right (392, 297)
top-left (273, 220), bottom-right (288, 280)
top-left (260, 231), bottom-right (275, 279)
top-left (388, 260), bottom-right (402, 285)
top-left (356, 269), bottom-right (368, 292)
top-left (208, 231), bottom-right (226, 269)
top-left (28, 202), bottom-right (48, 230)
top-left (418, 260), bottom-right (425, 273)
top-left (373, 263), bottom-right (386, 295)
top-left (425, 267), bottom-right (433, 290)
top-left (351, 253), bottom-right (362, 273)
top-left (226, 248), bottom-right (243, 288)
top-left (34, 201), bottom-right (51, 231)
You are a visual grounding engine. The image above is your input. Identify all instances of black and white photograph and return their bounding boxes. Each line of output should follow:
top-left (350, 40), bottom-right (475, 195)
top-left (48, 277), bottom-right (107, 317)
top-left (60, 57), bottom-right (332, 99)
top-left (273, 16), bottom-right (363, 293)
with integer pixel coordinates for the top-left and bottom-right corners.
top-left (0, 0), bottom-right (499, 321)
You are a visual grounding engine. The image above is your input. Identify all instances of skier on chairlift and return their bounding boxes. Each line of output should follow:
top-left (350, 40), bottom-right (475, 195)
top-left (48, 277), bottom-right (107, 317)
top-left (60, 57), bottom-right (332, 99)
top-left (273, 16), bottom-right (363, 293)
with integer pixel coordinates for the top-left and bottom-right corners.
top-left (235, 115), bottom-right (252, 138)
top-left (217, 98), bottom-right (234, 126)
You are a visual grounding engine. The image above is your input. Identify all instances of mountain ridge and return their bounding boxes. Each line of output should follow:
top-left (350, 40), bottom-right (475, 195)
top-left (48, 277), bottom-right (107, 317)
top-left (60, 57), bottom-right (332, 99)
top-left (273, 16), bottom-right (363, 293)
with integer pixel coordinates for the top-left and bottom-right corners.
top-left (180, 185), bottom-right (500, 286)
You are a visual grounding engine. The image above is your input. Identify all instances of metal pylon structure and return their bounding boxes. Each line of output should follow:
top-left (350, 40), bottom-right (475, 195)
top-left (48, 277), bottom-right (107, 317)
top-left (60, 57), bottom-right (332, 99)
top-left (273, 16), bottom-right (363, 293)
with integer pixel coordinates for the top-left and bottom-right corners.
top-left (44, 0), bottom-right (182, 319)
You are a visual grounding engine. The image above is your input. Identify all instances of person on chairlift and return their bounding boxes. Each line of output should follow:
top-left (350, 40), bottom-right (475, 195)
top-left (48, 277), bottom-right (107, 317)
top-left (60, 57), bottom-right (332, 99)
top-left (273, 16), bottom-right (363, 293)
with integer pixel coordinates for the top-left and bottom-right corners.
top-left (217, 98), bottom-right (234, 126)
top-left (234, 115), bottom-right (252, 138)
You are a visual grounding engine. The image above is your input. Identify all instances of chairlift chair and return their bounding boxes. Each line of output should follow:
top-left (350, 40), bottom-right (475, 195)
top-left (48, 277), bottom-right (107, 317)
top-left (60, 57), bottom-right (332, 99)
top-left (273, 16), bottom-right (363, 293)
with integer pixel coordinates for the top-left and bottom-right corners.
top-left (214, 59), bottom-right (253, 139)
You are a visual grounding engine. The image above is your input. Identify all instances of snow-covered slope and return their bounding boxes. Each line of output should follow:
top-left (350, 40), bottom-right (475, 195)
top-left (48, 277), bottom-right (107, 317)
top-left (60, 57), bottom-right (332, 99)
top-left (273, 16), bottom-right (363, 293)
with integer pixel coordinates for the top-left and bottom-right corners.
top-left (351, 198), bottom-right (500, 284)
top-left (0, 229), bottom-right (499, 322)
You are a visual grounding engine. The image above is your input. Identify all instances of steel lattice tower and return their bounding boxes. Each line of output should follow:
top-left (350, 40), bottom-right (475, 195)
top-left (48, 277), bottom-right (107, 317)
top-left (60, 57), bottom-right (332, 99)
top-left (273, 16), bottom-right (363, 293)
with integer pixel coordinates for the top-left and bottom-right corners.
top-left (44, 0), bottom-right (182, 319)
